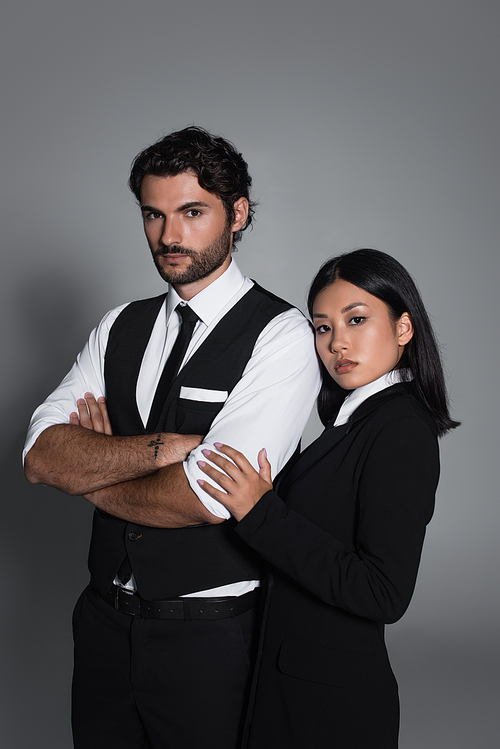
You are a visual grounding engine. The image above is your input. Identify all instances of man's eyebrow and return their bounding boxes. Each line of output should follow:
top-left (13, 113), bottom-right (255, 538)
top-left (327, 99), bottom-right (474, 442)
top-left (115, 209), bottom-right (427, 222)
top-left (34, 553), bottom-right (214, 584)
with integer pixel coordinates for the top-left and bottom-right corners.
top-left (177, 200), bottom-right (210, 212)
top-left (140, 201), bottom-right (210, 213)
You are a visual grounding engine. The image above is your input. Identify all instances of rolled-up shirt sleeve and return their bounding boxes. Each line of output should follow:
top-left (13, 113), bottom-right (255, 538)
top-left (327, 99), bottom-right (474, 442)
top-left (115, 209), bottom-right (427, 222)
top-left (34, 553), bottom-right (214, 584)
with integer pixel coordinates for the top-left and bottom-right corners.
top-left (22, 304), bottom-right (128, 462)
top-left (183, 309), bottom-right (322, 518)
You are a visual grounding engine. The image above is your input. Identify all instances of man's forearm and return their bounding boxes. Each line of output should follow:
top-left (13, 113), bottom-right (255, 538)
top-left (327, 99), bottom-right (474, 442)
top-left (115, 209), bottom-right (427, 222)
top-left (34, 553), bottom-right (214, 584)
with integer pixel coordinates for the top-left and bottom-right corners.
top-left (24, 424), bottom-right (199, 495)
top-left (85, 462), bottom-right (224, 528)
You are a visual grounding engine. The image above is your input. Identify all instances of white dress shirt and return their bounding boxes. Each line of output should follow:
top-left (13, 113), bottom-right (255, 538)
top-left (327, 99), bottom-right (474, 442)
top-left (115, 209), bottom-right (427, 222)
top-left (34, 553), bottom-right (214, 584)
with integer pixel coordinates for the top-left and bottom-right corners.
top-left (333, 370), bottom-right (412, 427)
top-left (24, 260), bottom-right (321, 597)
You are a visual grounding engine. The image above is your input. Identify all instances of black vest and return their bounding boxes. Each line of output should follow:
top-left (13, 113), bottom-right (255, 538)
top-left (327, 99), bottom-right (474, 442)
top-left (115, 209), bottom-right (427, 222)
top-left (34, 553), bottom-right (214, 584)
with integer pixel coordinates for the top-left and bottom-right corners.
top-left (88, 283), bottom-right (293, 600)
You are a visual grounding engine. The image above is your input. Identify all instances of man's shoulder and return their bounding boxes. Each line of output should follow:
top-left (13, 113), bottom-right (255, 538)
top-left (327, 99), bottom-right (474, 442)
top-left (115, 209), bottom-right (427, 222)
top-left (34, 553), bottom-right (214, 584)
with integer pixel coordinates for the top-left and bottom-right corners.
top-left (105, 292), bottom-right (167, 327)
top-left (245, 283), bottom-right (310, 332)
top-left (92, 294), bottom-right (168, 353)
top-left (235, 282), bottom-right (312, 337)
top-left (248, 280), bottom-right (294, 310)
top-left (118, 292), bottom-right (168, 314)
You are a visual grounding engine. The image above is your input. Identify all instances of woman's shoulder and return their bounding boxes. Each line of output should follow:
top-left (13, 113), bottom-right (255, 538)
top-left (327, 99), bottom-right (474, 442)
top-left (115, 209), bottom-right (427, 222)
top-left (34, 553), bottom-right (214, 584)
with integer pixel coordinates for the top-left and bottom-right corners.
top-left (353, 382), bottom-right (438, 439)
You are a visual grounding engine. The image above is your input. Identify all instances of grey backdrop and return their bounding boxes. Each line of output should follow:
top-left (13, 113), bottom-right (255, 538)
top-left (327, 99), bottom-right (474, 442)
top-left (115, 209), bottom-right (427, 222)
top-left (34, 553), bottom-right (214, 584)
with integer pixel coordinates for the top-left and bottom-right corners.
top-left (2, 1), bottom-right (499, 747)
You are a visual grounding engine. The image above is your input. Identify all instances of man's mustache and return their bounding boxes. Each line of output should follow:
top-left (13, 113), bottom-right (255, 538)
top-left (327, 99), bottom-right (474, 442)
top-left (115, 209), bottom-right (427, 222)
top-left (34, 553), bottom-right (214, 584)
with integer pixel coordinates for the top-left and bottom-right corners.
top-left (154, 245), bottom-right (196, 258)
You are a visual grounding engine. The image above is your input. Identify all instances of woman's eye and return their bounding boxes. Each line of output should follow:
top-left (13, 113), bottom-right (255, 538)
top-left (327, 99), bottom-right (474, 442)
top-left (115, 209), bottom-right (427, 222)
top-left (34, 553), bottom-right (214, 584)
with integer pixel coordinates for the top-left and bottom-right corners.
top-left (315, 324), bottom-right (330, 334)
top-left (349, 316), bottom-right (365, 325)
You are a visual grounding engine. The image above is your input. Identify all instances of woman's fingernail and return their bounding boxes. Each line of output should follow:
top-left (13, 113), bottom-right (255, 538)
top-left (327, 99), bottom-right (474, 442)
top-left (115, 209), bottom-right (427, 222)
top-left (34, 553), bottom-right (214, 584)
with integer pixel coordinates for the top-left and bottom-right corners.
top-left (197, 461), bottom-right (206, 468)
top-left (197, 479), bottom-right (205, 486)
top-left (214, 442), bottom-right (223, 448)
top-left (202, 449), bottom-right (211, 457)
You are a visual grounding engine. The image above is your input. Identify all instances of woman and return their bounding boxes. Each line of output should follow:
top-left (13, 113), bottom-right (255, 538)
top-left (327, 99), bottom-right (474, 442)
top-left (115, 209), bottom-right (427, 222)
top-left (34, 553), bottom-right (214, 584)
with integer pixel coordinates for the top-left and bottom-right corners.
top-left (197, 249), bottom-right (459, 748)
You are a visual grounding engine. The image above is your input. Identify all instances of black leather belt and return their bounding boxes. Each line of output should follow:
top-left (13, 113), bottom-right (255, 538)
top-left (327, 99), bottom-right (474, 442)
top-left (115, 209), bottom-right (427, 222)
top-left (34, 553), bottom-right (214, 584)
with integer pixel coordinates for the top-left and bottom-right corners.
top-left (100, 584), bottom-right (260, 620)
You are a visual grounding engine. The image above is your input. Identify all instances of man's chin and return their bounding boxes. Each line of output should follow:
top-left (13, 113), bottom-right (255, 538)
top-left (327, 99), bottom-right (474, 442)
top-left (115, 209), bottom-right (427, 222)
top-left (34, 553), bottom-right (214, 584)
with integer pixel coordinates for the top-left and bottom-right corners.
top-left (158, 270), bottom-right (190, 285)
top-left (154, 259), bottom-right (193, 285)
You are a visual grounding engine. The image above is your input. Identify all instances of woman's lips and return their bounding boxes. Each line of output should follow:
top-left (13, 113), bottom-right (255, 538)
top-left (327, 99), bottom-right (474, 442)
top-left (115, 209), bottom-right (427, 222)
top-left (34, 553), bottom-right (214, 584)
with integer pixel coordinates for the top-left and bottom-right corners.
top-left (334, 359), bottom-right (357, 374)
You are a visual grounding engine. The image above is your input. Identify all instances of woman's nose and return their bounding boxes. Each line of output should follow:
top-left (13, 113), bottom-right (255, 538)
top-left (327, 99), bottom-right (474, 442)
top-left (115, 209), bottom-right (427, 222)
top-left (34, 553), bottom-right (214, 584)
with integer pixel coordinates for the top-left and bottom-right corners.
top-left (331, 332), bottom-right (348, 354)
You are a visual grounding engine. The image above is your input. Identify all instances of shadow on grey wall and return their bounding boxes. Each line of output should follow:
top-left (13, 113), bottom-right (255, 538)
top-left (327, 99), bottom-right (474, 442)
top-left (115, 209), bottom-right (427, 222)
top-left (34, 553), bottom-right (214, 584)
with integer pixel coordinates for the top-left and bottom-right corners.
top-left (2, 273), bottom-right (97, 748)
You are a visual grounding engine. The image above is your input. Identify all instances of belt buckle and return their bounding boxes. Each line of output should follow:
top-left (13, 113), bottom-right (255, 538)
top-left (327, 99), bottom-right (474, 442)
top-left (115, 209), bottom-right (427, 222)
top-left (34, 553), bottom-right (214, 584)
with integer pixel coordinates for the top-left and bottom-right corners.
top-left (114, 585), bottom-right (136, 615)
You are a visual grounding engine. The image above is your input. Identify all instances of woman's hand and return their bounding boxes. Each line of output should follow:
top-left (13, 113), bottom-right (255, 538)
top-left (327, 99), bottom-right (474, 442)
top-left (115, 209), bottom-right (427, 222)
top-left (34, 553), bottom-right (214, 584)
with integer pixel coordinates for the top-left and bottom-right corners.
top-left (197, 443), bottom-right (272, 521)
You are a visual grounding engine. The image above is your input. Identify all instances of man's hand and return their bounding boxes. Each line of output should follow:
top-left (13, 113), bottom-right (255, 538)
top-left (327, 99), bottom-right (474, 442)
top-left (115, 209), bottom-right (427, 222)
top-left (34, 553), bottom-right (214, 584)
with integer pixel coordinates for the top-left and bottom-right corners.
top-left (69, 392), bottom-right (202, 466)
top-left (69, 393), bottom-right (113, 434)
top-left (25, 391), bottom-right (209, 526)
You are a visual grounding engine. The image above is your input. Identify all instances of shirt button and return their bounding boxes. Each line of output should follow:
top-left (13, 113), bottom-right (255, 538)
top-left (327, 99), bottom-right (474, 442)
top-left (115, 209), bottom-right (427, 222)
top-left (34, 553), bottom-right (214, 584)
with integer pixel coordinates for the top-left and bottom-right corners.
top-left (128, 532), bottom-right (138, 541)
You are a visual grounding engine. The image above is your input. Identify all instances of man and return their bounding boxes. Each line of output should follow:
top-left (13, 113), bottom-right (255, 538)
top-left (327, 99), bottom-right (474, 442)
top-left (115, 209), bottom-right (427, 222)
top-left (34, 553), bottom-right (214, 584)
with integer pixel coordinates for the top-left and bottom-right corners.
top-left (24, 126), bottom-right (320, 749)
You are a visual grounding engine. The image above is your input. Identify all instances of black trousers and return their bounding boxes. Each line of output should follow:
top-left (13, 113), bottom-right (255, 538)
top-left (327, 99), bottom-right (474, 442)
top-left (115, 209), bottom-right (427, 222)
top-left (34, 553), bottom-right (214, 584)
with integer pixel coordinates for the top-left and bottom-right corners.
top-left (72, 585), bottom-right (259, 749)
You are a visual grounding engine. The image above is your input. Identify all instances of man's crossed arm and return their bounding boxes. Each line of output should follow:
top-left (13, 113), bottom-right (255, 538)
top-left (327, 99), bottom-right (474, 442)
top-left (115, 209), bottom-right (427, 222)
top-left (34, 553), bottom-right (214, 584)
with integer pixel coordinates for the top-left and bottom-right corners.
top-left (24, 393), bottom-right (222, 528)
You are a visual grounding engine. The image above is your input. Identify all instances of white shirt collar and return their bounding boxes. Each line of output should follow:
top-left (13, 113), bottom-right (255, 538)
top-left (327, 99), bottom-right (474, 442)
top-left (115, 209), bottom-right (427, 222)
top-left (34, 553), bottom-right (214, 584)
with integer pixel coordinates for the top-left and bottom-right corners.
top-left (333, 369), bottom-right (412, 427)
top-left (165, 259), bottom-right (246, 326)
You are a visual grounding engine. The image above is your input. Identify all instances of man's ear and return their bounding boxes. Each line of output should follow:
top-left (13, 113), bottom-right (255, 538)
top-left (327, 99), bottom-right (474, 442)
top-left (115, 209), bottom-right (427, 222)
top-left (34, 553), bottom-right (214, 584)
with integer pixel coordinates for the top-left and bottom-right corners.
top-left (231, 197), bottom-right (249, 232)
top-left (398, 312), bottom-right (414, 345)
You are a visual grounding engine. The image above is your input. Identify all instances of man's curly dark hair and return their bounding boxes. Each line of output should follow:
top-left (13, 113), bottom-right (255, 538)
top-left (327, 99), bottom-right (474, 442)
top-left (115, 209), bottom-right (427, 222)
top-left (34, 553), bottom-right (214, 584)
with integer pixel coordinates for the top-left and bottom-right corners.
top-left (129, 126), bottom-right (256, 245)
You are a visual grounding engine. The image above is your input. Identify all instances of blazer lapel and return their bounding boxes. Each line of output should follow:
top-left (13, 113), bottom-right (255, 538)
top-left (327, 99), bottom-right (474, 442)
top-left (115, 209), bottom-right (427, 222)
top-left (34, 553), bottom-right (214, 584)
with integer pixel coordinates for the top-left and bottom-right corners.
top-left (277, 422), bottom-right (351, 495)
top-left (277, 383), bottom-right (415, 495)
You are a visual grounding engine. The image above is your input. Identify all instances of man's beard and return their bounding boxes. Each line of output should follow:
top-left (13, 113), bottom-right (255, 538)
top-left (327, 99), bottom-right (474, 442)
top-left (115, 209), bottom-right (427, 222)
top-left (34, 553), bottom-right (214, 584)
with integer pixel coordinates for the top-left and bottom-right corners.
top-left (151, 224), bottom-right (232, 285)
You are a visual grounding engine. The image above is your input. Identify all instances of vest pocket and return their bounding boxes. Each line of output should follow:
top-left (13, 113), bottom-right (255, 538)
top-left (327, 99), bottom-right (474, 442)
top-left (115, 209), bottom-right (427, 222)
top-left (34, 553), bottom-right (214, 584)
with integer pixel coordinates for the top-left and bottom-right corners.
top-left (179, 386), bottom-right (228, 402)
top-left (175, 398), bottom-right (225, 433)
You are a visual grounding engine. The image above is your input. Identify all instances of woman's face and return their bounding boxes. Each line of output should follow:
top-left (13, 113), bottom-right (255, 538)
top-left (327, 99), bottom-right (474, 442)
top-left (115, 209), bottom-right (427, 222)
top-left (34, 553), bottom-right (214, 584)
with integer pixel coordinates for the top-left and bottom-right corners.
top-left (312, 278), bottom-right (413, 390)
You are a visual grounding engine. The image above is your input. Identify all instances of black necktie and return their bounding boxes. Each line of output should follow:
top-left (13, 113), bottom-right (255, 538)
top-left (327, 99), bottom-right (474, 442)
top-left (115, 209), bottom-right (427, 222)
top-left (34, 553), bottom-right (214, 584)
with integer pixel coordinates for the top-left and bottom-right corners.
top-left (145, 303), bottom-right (200, 432)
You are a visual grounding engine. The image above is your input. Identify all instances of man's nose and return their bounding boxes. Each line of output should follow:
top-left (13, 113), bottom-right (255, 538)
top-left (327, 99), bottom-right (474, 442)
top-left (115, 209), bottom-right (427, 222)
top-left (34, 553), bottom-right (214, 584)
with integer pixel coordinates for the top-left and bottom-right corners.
top-left (161, 216), bottom-right (183, 247)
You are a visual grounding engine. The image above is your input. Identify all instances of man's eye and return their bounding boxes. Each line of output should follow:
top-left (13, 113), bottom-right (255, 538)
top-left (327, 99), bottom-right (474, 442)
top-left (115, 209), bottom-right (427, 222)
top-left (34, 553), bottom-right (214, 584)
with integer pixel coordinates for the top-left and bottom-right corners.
top-left (315, 324), bottom-right (330, 334)
top-left (349, 316), bottom-right (365, 325)
top-left (186, 209), bottom-right (201, 217)
top-left (144, 212), bottom-right (162, 221)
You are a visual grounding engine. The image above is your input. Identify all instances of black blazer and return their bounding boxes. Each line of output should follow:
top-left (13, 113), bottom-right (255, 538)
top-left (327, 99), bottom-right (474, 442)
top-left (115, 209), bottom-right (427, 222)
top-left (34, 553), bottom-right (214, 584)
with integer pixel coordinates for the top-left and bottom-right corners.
top-left (235, 383), bottom-right (440, 749)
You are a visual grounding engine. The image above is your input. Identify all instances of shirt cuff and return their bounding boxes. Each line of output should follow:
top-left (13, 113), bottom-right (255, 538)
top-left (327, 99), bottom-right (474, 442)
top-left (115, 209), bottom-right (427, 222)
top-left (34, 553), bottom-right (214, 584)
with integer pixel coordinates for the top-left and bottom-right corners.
top-left (183, 442), bottom-right (232, 519)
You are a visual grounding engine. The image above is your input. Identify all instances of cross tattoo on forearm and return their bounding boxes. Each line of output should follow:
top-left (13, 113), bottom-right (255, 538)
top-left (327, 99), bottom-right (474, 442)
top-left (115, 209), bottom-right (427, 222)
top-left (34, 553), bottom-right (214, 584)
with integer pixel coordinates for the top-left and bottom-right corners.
top-left (147, 434), bottom-right (164, 459)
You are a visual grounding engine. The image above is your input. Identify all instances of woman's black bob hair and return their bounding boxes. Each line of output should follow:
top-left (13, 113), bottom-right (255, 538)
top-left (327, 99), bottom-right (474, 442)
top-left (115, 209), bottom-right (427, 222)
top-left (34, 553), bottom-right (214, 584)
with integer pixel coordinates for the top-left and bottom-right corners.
top-left (307, 248), bottom-right (460, 436)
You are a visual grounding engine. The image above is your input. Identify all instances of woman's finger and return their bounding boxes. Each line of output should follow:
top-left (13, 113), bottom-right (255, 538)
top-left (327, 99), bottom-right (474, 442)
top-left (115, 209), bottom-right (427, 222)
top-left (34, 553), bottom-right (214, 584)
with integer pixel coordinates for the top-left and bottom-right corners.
top-left (197, 478), bottom-right (230, 505)
top-left (214, 443), bottom-right (255, 473)
top-left (197, 461), bottom-right (235, 491)
top-left (258, 448), bottom-right (272, 485)
top-left (201, 449), bottom-right (241, 479)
